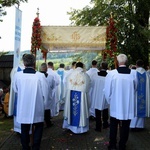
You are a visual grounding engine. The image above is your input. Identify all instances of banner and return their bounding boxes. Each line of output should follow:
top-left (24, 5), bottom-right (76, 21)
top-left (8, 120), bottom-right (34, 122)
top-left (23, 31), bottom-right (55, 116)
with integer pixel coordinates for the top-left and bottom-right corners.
top-left (13, 7), bottom-right (22, 68)
top-left (9, 7), bottom-right (22, 116)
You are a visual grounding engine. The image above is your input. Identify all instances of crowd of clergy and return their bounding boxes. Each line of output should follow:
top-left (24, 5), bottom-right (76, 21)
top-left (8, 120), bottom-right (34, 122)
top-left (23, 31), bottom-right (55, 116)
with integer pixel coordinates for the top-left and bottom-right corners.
top-left (11, 53), bottom-right (150, 150)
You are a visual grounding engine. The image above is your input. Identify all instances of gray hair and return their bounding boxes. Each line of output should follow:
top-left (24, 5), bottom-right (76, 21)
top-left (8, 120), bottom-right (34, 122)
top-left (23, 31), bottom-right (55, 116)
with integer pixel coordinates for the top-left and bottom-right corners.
top-left (22, 54), bottom-right (35, 67)
top-left (117, 54), bottom-right (128, 64)
top-left (40, 63), bottom-right (47, 72)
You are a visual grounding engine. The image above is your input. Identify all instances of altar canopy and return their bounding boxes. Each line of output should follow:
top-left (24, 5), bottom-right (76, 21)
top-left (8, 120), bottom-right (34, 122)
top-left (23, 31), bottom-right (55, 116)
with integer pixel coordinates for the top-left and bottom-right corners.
top-left (41, 26), bottom-right (106, 52)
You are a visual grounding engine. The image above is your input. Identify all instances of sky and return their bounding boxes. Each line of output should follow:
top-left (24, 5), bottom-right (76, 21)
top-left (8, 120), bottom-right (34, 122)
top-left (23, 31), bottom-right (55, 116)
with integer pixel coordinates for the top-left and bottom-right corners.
top-left (0, 0), bottom-right (91, 52)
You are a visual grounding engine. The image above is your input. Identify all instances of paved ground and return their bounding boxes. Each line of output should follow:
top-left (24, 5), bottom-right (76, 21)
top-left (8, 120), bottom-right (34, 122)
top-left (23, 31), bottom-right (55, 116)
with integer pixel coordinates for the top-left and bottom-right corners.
top-left (1, 111), bottom-right (150, 150)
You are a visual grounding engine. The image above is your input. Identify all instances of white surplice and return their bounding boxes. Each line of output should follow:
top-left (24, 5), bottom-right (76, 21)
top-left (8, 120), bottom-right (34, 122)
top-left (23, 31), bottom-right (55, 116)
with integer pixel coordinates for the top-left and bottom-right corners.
top-left (130, 67), bottom-right (150, 128)
top-left (47, 68), bottom-right (60, 117)
top-left (10, 66), bottom-right (24, 133)
top-left (44, 74), bottom-right (56, 110)
top-left (86, 68), bottom-right (99, 77)
top-left (90, 73), bottom-right (109, 111)
top-left (86, 68), bottom-right (99, 117)
top-left (104, 69), bottom-right (137, 120)
top-left (13, 71), bottom-right (48, 124)
top-left (63, 67), bottom-right (91, 134)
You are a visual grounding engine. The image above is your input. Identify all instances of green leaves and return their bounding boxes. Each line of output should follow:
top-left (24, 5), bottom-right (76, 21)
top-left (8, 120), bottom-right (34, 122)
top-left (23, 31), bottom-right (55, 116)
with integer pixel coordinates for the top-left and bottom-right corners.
top-left (68, 0), bottom-right (150, 66)
top-left (0, 0), bottom-right (28, 7)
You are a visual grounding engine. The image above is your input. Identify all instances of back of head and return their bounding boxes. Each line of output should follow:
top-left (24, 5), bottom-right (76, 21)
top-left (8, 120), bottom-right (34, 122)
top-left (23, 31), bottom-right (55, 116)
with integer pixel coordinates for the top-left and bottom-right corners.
top-left (117, 54), bottom-right (128, 65)
top-left (76, 62), bottom-right (84, 68)
top-left (23, 54), bottom-right (35, 67)
top-left (60, 63), bottom-right (65, 68)
top-left (101, 61), bottom-right (108, 70)
top-left (92, 60), bottom-right (97, 66)
top-left (47, 62), bottom-right (53, 67)
top-left (136, 59), bottom-right (144, 67)
top-left (72, 61), bottom-right (76, 66)
top-left (40, 63), bottom-right (47, 72)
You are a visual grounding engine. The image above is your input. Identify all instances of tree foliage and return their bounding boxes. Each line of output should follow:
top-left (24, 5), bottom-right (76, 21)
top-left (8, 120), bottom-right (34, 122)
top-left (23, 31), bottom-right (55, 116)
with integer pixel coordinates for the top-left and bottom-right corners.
top-left (0, 0), bottom-right (27, 7)
top-left (0, 0), bottom-right (28, 22)
top-left (68, 0), bottom-right (150, 67)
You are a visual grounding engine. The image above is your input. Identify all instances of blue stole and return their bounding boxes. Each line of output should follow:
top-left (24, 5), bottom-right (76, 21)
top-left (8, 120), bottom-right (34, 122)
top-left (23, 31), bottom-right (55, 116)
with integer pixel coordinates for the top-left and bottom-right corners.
top-left (137, 72), bottom-right (146, 117)
top-left (13, 66), bottom-right (22, 116)
top-left (70, 90), bottom-right (81, 126)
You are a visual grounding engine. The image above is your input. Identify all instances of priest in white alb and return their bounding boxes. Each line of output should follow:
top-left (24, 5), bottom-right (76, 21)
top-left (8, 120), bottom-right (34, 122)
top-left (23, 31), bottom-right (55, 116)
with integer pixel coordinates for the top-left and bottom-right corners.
top-left (90, 61), bottom-right (109, 132)
top-left (13, 54), bottom-right (48, 150)
top-left (130, 59), bottom-right (150, 130)
top-left (47, 62), bottom-right (60, 117)
top-left (86, 60), bottom-right (99, 118)
top-left (63, 62), bottom-right (91, 134)
top-left (104, 54), bottom-right (137, 150)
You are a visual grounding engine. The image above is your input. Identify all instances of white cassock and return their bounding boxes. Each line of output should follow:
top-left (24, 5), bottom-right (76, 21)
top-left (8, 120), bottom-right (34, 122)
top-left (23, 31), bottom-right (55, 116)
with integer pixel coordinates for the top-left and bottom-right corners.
top-left (86, 68), bottom-right (99, 117)
top-left (130, 67), bottom-right (150, 128)
top-left (63, 67), bottom-right (91, 134)
top-left (47, 68), bottom-right (60, 117)
top-left (44, 74), bottom-right (56, 111)
top-left (13, 71), bottom-right (48, 124)
top-left (90, 73), bottom-right (109, 111)
top-left (104, 69), bottom-right (137, 120)
top-left (56, 68), bottom-right (67, 110)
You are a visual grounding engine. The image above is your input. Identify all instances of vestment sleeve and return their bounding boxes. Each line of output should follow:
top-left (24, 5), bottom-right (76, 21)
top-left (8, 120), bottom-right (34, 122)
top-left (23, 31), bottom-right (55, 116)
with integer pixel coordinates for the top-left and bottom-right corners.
top-left (104, 72), bottom-right (112, 104)
top-left (12, 73), bottom-right (18, 93)
top-left (40, 74), bottom-right (49, 102)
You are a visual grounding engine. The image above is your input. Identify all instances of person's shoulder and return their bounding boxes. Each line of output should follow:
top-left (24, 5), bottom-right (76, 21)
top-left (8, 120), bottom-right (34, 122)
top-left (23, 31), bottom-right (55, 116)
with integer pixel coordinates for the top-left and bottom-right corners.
top-left (86, 68), bottom-right (91, 73)
top-left (107, 69), bottom-right (117, 74)
top-left (36, 71), bottom-right (45, 78)
top-left (84, 72), bottom-right (91, 80)
top-left (131, 69), bottom-right (137, 74)
top-left (15, 70), bottom-right (23, 76)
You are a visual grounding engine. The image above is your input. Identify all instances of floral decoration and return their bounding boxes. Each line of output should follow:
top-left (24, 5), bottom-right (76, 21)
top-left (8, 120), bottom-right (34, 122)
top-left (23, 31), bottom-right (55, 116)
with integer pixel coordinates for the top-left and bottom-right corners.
top-left (31, 17), bottom-right (41, 54)
top-left (31, 12), bottom-right (48, 61)
top-left (104, 14), bottom-right (117, 59)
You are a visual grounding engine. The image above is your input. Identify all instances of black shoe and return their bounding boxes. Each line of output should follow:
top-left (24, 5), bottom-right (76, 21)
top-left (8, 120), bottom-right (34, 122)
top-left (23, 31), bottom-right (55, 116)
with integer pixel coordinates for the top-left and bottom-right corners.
top-left (95, 128), bottom-right (101, 132)
top-left (130, 128), bottom-right (137, 132)
top-left (89, 116), bottom-right (95, 121)
top-left (103, 122), bottom-right (110, 129)
top-left (47, 123), bottom-right (54, 128)
top-left (130, 128), bottom-right (144, 132)
top-left (119, 145), bottom-right (126, 150)
top-left (108, 145), bottom-right (117, 150)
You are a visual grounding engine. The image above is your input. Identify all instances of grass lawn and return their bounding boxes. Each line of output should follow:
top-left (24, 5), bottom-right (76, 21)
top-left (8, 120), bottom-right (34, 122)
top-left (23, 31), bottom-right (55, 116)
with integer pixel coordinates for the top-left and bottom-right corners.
top-left (0, 115), bottom-right (14, 146)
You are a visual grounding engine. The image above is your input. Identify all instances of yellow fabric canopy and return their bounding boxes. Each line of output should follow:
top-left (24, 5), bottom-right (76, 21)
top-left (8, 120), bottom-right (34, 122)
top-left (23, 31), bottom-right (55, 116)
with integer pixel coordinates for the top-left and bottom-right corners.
top-left (41, 26), bottom-right (106, 52)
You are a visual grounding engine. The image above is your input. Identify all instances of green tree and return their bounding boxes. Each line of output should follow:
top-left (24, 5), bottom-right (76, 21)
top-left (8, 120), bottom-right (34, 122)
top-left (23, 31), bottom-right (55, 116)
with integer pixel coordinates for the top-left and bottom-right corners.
top-left (0, 0), bottom-right (27, 7)
top-left (0, 0), bottom-right (28, 21)
top-left (68, 0), bottom-right (150, 67)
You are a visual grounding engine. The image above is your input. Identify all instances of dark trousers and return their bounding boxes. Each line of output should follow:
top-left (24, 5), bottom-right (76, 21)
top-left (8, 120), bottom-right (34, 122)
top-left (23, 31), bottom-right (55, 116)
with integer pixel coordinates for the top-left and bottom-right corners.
top-left (109, 117), bottom-right (131, 150)
top-left (95, 108), bottom-right (109, 130)
top-left (21, 122), bottom-right (44, 150)
top-left (44, 109), bottom-right (52, 127)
